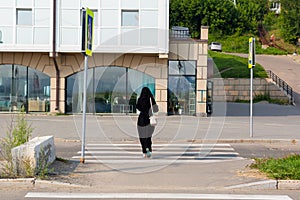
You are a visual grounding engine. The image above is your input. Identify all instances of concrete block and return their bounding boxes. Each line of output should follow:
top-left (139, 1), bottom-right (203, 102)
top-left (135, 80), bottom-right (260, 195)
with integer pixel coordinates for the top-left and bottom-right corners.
top-left (11, 136), bottom-right (56, 175)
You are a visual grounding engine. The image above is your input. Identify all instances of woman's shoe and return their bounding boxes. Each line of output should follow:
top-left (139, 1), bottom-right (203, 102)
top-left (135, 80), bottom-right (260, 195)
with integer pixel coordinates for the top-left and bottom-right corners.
top-left (146, 148), bottom-right (152, 158)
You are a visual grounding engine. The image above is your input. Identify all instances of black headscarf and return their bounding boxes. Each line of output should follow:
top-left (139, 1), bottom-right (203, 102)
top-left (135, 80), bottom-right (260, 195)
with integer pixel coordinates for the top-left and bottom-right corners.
top-left (136, 87), bottom-right (157, 126)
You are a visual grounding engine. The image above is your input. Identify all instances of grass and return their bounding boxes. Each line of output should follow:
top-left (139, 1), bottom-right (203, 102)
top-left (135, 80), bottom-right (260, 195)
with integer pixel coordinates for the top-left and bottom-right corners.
top-left (208, 51), bottom-right (268, 78)
top-left (235, 94), bottom-right (290, 105)
top-left (250, 155), bottom-right (300, 180)
top-left (209, 34), bottom-right (290, 55)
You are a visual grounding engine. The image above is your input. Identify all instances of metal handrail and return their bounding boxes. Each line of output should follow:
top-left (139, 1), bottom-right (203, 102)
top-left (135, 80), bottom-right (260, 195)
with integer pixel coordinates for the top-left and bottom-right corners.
top-left (267, 70), bottom-right (294, 104)
top-left (170, 29), bottom-right (190, 39)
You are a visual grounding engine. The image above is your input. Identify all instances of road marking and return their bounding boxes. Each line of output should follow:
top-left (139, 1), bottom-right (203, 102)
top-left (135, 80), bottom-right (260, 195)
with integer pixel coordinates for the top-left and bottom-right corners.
top-left (72, 143), bottom-right (244, 164)
top-left (86, 143), bottom-right (232, 147)
top-left (25, 192), bottom-right (292, 199)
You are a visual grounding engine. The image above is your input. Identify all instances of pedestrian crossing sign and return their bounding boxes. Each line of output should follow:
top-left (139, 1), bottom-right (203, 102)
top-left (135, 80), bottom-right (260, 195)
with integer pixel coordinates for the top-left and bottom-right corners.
top-left (81, 8), bottom-right (94, 56)
top-left (248, 37), bottom-right (255, 69)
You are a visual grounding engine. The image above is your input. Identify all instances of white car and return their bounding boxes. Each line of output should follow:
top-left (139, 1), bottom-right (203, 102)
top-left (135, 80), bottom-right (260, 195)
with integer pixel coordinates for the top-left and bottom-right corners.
top-left (210, 42), bottom-right (222, 52)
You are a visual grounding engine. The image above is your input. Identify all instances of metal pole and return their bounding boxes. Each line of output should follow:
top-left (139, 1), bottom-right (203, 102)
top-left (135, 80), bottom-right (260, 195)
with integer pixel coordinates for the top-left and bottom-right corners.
top-left (250, 67), bottom-right (253, 138)
top-left (80, 55), bottom-right (88, 163)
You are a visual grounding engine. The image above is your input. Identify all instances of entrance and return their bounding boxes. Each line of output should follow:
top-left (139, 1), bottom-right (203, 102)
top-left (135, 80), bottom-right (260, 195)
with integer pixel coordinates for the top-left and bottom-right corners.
top-left (168, 60), bottom-right (196, 115)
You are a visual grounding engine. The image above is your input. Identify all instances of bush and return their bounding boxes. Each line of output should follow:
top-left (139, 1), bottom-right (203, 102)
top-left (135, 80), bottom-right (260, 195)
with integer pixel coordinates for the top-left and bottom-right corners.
top-left (0, 111), bottom-right (33, 177)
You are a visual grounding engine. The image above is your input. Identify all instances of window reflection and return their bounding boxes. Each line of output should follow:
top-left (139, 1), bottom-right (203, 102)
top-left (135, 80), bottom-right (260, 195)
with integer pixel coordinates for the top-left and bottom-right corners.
top-left (66, 66), bottom-right (155, 114)
top-left (168, 60), bottom-right (196, 115)
top-left (0, 65), bottom-right (50, 112)
top-left (121, 10), bottom-right (139, 26)
top-left (17, 9), bottom-right (32, 25)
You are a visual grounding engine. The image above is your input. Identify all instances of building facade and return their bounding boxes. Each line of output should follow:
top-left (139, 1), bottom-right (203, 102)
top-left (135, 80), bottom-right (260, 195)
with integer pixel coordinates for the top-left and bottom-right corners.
top-left (0, 0), bottom-right (208, 116)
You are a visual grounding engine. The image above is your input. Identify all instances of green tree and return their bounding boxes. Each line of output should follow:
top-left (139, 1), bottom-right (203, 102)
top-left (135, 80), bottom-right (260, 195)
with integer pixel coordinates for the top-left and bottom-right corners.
top-left (170, 0), bottom-right (269, 37)
top-left (279, 0), bottom-right (300, 44)
top-left (200, 0), bottom-right (237, 35)
top-left (235, 0), bottom-right (268, 34)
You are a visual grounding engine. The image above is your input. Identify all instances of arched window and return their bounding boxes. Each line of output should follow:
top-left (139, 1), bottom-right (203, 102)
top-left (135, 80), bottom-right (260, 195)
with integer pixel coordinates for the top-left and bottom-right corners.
top-left (66, 66), bottom-right (155, 114)
top-left (0, 65), bottom-right (50, 112)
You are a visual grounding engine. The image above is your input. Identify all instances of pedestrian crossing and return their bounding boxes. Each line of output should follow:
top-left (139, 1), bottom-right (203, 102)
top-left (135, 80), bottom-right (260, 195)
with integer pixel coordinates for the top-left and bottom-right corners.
top-left (25, 192), bottom-right (293, 200)
top-left (72, 143), bottom-right (244, 164)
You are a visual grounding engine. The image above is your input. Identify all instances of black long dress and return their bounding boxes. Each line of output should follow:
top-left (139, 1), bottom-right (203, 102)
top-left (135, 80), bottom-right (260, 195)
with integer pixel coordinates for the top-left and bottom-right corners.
top-left (136, 87), bottom-right (158, 154)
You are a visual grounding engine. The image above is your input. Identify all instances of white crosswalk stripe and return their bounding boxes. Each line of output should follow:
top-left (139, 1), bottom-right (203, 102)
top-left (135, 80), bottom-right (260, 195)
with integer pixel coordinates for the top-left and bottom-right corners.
top-left (25, 192), bottom-right (293, 199)
top-left (72, 143), bottom-right (244, 164)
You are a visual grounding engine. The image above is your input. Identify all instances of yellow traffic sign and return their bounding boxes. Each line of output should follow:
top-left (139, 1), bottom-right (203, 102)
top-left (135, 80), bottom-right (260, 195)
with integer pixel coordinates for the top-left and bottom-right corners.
top-left (248, 37), bottom-right (255, 69)
top-left (82, 8), bottom-right (94, 56)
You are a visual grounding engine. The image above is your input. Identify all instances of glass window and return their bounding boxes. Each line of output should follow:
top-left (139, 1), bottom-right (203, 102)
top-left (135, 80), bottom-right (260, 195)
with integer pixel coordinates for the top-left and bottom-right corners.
top-left (17, 9), bottom-right (32, 25)
top-left (95, 67), bottom-right (126, 113)
top-left (168, 60), bottom-right (196, 115)
top-left (10, 65), bottom-right (27, 112)
top-left (66, 68), bottom-right (93, 113)
top-left (121, 10), bottom-right (139, 26)
top-left (0, 65), bottom-right (12, 111)
top-left (0, 65), bottom-right (50, 112)
top-left (128, 68), bottom-right (155, 113)
top-left (169, 60), bottom-right (196, 75)
top-left (66, 66), bottom-right (155, 114)
top-left (27, 68), bottom-right (50, 112)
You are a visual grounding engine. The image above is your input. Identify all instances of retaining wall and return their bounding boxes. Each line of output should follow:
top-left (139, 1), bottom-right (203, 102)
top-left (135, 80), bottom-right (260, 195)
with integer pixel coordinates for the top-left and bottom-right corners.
top-left (212, 78), bottom-right (290, 102)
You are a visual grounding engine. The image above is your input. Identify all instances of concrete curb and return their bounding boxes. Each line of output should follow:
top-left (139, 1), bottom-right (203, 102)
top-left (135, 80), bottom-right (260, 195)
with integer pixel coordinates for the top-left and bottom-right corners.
top-left (226, 180), bottom-right (300, 190)
top-left (0, 178), bottom-right (35, 183)
top-left (184, 139), bottom-right (299, 144)
top-left (226, 180), bottom-right (277, 190)
top-left (35, 180), bottom-right (89, 188)
top-left (216, 139), bottom-right (299, 144)
top-left (278, 180), bottom-right (300, 190)
top-left (0, 178), bottom-right (87, 188)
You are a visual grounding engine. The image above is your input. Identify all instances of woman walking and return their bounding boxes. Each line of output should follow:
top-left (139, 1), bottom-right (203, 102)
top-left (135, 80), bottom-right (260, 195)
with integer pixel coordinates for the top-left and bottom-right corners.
top-left (136, 87), bottom-right (158, 158)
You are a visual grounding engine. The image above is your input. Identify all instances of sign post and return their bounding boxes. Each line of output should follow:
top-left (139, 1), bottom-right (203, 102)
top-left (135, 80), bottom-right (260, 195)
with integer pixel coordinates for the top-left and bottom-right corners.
top-left (80, 8), bottom-right (94, 164)
top-left (248, 37), bottom-right (255, 138)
